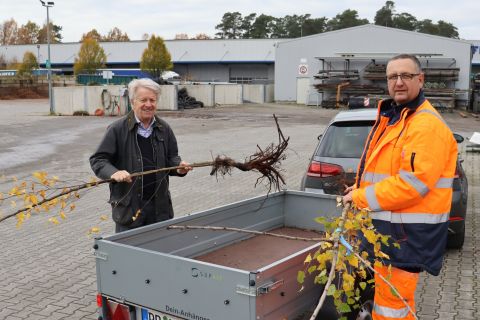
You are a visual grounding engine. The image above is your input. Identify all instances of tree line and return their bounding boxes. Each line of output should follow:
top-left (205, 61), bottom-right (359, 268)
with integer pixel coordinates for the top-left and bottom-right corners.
top-left (1, 18), bottom-right (63, 45)
top-left (214, 1), bottom-right (459, 39)
top-left (1, 1), bottom-right (460, 47)
top-left (0, 18), bottom-right (131, 45)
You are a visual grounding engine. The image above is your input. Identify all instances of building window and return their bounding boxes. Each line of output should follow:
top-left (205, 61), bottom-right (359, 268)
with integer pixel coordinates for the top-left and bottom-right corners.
top-left (229, 76), bottom-right (268, 84)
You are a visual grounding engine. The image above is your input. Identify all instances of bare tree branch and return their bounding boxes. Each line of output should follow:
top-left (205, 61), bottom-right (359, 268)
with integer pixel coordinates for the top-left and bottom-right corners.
top-left (310, 202), bottom-right (350, 319)
top-left (167, 225), bottom-right (331, 243)
top-left (0, 115), bottom-right (289, 223)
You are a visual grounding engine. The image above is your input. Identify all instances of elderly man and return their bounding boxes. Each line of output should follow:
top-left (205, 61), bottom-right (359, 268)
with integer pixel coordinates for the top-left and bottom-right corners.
top-left (90, 78), bottom-right (191, 233)
top-left (343, 54), bottom-right (457, 320)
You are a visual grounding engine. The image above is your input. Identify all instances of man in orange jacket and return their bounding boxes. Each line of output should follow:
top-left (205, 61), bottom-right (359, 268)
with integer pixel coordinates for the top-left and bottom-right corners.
top-left (343, 54), bottom-right (458, 320)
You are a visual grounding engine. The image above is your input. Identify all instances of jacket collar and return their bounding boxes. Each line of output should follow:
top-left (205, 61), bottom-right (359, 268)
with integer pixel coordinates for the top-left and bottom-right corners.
top-left (379, 90), bottom-right (425, 125)
top-left (127, 111), bottom-right (163, 131)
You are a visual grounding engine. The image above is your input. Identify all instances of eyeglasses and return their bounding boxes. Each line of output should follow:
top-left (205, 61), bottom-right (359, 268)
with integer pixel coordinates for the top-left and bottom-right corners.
top-left (386, 73), bottom-right (420, 82)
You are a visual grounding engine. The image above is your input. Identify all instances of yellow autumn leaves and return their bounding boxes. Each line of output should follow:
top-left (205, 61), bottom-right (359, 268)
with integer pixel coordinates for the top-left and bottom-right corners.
top-left (1, 172), bottom-right (107, 234)
top-left (298, 206), bottom-right (394, 318)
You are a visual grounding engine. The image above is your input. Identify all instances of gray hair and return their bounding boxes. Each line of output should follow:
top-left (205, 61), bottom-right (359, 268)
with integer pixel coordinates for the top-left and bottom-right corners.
top-left (388, 54), bottom-right (422, 73)
top-left (127, 78), bottom-right (161, 103)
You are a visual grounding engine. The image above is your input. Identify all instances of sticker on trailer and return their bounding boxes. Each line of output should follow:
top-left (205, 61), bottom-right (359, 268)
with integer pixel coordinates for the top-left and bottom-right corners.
top-left (141, 308), bottom-right (185, 320)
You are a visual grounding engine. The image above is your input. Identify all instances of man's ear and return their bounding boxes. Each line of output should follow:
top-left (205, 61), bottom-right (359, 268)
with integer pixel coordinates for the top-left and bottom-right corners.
top-left (418, 72), bottom-right (425, 88)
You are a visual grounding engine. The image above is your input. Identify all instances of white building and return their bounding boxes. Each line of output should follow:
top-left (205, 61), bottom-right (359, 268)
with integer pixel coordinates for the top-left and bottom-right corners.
top-left (275, 25), bottom-right (472, 106)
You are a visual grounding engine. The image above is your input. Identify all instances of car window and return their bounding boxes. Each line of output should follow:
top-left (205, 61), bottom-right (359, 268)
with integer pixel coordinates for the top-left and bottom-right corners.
top-left (317, 121), bottom-right (374, 158)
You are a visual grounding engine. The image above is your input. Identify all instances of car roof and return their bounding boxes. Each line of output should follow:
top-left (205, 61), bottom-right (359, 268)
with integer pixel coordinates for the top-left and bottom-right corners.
top-left (331, 109), bottom-right (377, 123)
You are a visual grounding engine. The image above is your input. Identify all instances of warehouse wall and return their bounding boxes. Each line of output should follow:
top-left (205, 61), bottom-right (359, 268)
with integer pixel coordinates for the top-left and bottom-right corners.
top-left (174, 64), bottom-right (230, 83)
top-left (173, 63), bottom-right (274, 83)
top-left (275, 25), bottom-right (472, 104)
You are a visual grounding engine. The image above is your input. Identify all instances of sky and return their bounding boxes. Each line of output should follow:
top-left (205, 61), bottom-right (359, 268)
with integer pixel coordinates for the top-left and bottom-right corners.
top-left (1, 0), bottom-right (478, 42)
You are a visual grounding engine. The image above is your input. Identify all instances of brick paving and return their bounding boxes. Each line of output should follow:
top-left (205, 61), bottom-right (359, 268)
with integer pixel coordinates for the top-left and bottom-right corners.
top-left (0, 99), bottom-right (478, 319)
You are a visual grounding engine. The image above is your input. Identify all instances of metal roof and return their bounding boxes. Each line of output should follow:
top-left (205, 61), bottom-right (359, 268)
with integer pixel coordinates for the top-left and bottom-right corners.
top-left (278, 24), bottom-right (474, 46)
top-left (1, 39), bottom-right (286, 65)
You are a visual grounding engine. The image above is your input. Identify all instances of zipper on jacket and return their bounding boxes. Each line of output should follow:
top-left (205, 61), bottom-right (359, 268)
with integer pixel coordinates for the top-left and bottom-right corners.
top-left (410, 152), bottom-right (416, 172)
top-left (135, 134), bottom-right (144, 199)
top-left (357, 116), bottom-right (383, 188)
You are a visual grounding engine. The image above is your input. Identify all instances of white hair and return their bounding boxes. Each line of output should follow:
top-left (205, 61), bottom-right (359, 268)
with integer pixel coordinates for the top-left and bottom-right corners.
top-left (127, 78), bottom-right (161, 103)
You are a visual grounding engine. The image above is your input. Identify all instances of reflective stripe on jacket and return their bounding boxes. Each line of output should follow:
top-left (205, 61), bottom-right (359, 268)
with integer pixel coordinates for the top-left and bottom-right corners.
top-left (373, 265), bottom-right (419, 320)
top-left (352, 98), bottom-right (457, 275)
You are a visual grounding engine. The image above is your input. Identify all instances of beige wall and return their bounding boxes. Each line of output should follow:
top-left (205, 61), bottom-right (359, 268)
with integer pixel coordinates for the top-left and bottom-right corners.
top-left (53, 84), bottom-right (275, 115)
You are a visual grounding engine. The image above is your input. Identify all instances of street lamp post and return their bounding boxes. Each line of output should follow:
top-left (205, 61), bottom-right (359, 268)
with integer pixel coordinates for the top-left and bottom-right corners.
top-left (39, 0), bottom-right (55, 114)
top-left (36, 44), bottom-right (40, 71)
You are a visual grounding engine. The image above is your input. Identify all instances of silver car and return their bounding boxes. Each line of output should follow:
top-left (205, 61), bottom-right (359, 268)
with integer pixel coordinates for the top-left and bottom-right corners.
top-left (300, 109), bottom-right (468, 249)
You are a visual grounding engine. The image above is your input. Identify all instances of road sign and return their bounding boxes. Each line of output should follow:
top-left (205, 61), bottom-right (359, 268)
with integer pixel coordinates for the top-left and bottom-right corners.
top-left (102, 70), bottom-right (114, 80)
top-left (298, 64), bottom-right (308, 75)
top-left (46, 59), bottom-right (51, 68)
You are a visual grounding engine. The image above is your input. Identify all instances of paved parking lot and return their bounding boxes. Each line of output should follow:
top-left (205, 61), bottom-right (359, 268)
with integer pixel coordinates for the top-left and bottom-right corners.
top-left (0, 99), bottom-right (478, 319)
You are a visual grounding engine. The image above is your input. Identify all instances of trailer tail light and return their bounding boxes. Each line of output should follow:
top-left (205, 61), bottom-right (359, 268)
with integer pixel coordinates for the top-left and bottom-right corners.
top-left (307, 161), bottom-right (343, 177)
top-left (111, 303), bottom-right (130, 320)
top-left (102, 298), bottom-right (132, 320)
top-left (96, 294), bottom-right (103, 308)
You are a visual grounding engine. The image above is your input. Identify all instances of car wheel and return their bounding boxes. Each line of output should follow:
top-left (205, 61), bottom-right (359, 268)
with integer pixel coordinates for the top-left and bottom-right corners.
top-left (447, 221), bottom-right (465, 249)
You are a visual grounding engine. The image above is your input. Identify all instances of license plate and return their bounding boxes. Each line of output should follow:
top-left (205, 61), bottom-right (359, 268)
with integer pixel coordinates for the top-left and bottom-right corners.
top-left (141, 308), bottom-right (185, 320)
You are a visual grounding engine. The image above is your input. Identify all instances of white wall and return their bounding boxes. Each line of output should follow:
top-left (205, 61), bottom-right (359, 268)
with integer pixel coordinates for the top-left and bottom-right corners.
top-left (53, 84), bottom-right (178, 115)
top-left (243, 85), bottom-right (265, 104)
top-left (179, 85), bottom-right (214, 107)
top-left (158, 85), bottom-right (178, 110)
top-left (265, 84), bottom-right (275, 103)
top-left (53, 85), bottom-right (131, 115)
top-left (180, 84), bottom-right (273, 106)
top-left (214, 85), bottom-right (243, 104)
top-left (53, 84), bottom-right (257, 115)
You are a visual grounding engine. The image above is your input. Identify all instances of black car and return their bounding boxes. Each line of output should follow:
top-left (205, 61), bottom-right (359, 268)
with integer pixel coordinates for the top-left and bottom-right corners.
top-left (300, 109), bottom-right (468, 249)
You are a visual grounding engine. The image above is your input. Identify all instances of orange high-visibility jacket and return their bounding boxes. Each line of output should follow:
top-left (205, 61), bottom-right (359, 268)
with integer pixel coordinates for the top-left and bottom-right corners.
top-left (352, 96), bottom-right (457, 275)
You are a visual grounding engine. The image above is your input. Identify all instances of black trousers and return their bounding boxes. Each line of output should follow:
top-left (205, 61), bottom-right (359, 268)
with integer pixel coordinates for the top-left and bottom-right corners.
top-left (115, 199), bottom-right (157, 233)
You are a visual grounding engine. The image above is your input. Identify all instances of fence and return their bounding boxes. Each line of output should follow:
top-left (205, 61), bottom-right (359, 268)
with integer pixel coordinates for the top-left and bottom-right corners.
top-left (76, 74), bottom-right (137, 86)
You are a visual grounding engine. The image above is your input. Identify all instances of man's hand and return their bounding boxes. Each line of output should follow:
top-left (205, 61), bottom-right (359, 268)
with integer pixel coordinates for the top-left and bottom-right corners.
top-left (342, 191), bottom-right (353, 206)
top-left (111, 170), bottom-right (132, 183)
top-left (177, 161), bottom-right (192, 175)
top-left (342, 184), bottom-right (355, 206)
top-left (344, 184), bottom-right (355, 194)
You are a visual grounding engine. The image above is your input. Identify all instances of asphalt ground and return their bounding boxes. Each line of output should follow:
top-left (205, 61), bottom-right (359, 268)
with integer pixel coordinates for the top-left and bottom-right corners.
top-left (0, 99), bottom-right (478, 320)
